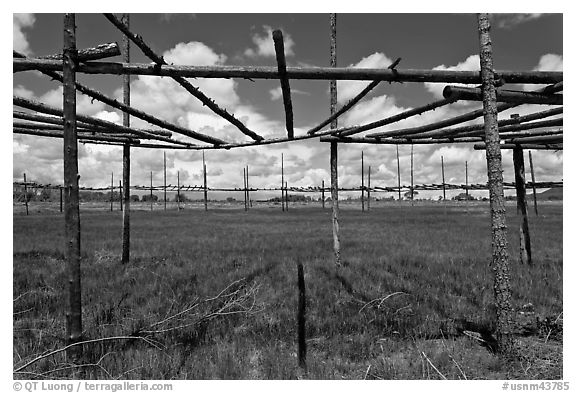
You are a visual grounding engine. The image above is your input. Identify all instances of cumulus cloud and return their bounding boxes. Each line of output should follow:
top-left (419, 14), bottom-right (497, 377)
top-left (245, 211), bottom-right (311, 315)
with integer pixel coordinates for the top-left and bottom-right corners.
top-left (244, 25), bottom-right (295, 58)
top-left (424, 55), bottom-right (480, 101)
top-left (337, 52), bottom-right (394, 103)
top-left (492, 14), bottom-right (544, 29)
top-left (533, 54), bottom-right (563, 72)
top-left (13, 13), bottom-right (35, 55)
top-left (269, 86), bottom-right (310, 101)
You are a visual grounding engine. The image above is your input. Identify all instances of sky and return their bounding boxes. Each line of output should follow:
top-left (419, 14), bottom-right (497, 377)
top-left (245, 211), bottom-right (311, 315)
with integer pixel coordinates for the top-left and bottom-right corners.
top-left (12, 12), bottom-right (563, 200)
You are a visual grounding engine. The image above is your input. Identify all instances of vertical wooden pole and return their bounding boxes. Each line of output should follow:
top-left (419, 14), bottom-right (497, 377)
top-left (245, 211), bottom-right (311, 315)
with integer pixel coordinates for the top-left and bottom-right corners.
top-left (63, 12), bottom-right (82, 359)
top-left (60, 186), bottom-right (63, 213)
top-left (243, 167), bottom-right (248, 211)
top-left (321, 180), bottom-right (325, 209)
top-left (121, 13), bottom-right (131, 264)
top-left (361, 150), bottom-right (365, 212)
top-left (177, 170), bottom-right (180, 211)
top-left (23, 173), bottom-right (29, 216)
top-left (110, 172), bottom-right (114, 212)
top-left (513, 147), bottom-right (532, 265)
top-left (164, 151), bottom-right (167, 211)
top-left (478, 13), bottom-right (513, 354)
top-left (528, 151), bottom-right (539, 215)
top-left (150, 171), bottom-right (153, 211)
top-left (465, 160), bottom-right (469, 214)
top-left (285, 181), bottom-right (289, 210)
top-left (119, 180), bottom-right (123, 211)
top-left (396, 145), bottom-right (401, 204)
top-left (281, 153), bottom-right (285, 211)
top-left (297, 262), bottom-right (307, 372)
top-left (203, 151), bottom-right (208, 211)
top-left (441, 156), bottom-right (446, 202)
top-left (329, 13), bottom-right (341, 266)
top-left (247, 165), bottom-right (252, 208)
top-left (367, 165), bottom-right (371, 211)
top-left (410, 144), bottom-right (414, 206)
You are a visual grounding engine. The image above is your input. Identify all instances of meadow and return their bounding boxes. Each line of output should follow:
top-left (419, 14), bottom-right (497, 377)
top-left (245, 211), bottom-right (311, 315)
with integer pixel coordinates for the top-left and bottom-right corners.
top-left (13, 201), bottom-right (563, 379)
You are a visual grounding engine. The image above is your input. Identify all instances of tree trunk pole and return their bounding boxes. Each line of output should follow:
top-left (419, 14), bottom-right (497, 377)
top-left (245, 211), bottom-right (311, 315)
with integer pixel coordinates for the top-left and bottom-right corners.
top-left (361, 150), bottom-right (365, 212)
top-left (396, 145), bottom-right (401, 205)
top-left (164, 151), bottom-right (167, 211)
top-left (281, 153), bottom-right (285, 211)
top-left (243, 167), bottom-right (247, 211)
top-left (23, 173), bottom-right (29, 216)
top-left (110, 172), bottom-right (113, 212)
top-left (203, 151), bottom-right (208, 211)
top-left (410, 144), bottom-right (414, 206)
top-left (285, 181), bottom-right (289, 210)
top-left (177, 170), bottom-right (180, 211)
top-left (329, 13), bottom-right (341, 267)
top-left (246, 164), bottom-right (251, 209)
top-left (119, 180), bottom-right (123, 211)
top-left (513, 147), bottom-right (532, 265)
top-left (478, 13), bottom-right (514, 355)
top-left (150, 171), bottom-right (153, 211)
top-left (321, 180), bottom-right (325, 209)
top-left (528, 151), bottom-right (539, 215)
top-left (465, 160), bottom-right (469, 214)
top-left (441, 155), bottom-right (446, 202)
top-left (63, 13), bottom-right (83, 361)
top-left (121, 13), bottom-right (131, 264)
top-left (367, 165), bottom-right (371, 211)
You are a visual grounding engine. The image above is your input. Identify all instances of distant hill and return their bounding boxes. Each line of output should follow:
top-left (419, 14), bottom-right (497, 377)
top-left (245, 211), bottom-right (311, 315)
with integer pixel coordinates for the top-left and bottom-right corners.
top-left (532, 188), bottom-right (563, 200)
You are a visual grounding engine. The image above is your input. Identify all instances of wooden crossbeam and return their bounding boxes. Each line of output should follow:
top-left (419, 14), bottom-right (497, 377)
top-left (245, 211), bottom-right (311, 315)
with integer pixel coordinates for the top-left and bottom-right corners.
top-left (14, 42), bottom-right (120, 62)
top-left (272, 30), bottom-right (294, 139)
top-left (14, 127), bottom-right (140, 144)
top-left (443, 85), bottom-right (563, 105)
top-left (103, 13), bottom-right (263, 142)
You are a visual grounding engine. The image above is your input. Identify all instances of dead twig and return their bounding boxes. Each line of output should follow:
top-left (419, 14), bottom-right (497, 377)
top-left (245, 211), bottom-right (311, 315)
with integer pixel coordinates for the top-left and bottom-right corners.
top-left (359, 291), bottom-right (406, 313)
top-left (421, 351), bottom-right (447, 380)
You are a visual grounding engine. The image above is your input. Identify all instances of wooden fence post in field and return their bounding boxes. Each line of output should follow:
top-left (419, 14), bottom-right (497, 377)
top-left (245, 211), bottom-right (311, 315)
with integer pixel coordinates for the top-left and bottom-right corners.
top-left (60, 186), bottom-right (63, 213)
top-left (321, 179), bottom-right (325, 209)
top-left (478, 13), bottom-right (514, 355)
top-left (246, 165), bottom-right (251, 208)
top-left (164, 151), bottom-right (167, 211)
top-left (361, 150), bottom-right (365, 212)
top-left (63, 12), bottom-right (83, 361)
top-left (329, 13), bottom-right (341, 267)
top-left (441, 155), bottom-right (446, 214)
top-left (396, 145), bottom-right (401, 205)
top-left (285, 181), bottom-right (289, 211)
top-left (119, 180), bottom-right (123, 211)
top-left (297, 262), bottom-right (307, 373)
top-left (110, 172), bottom-right (114, 211)
top-left (528, 151), bottom-right (539, 215)
top-left (513, 147), bottom-right (532, 265)
top-left (281, 153), bottom-right (285, 212)
top-left (177, 170), bottom-right (180, 211)
top-left (410, 144), bottom-right (414, 206)
top-left (121, 13), bottom-right (131, 264)
top-left (23, 173), bottom-right (29, 216)
top-left (150, 171), bottom-right (153, 211)
top-left (367, 165), bottom-right (371, 211)
top-left (243, 167), bottom-right (248, 211)
top-left (465, 160), bottom-right (469, 214)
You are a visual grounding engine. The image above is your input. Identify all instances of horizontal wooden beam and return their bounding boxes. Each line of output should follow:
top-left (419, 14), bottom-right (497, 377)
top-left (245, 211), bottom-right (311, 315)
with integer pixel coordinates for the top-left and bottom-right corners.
top-left (443, 85), bottom-right (563, 105)
top-left (405, 107), bottom-right (563, 139)
top-left (14, 127), bottom-right (139, 144)
top-left (14, 58), bottom-right (563, 84)
top-left (499, 128), bottom-right (562, 139)
top-left (37, 42), bottom-right (120, 62)
top-left (319, 136), bottom-right (483, 144)
top-left (504, 134), bottom-right (562, 144)
top-left (474, 143), bottom-right (562, 150)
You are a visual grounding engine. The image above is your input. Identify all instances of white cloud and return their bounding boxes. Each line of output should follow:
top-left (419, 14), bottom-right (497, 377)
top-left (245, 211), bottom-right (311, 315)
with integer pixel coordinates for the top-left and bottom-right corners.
top-left (424, 55), bottom-right (480, 101)
top-left (269, 86), bottom-right (310, 101)
top-left (533, 54), bottom-right (563, 72)
top-left (13, 13), bottom-right (35, 55)
top-left (337, 52), bottom-right (394, 103)
top-left (492, 14), bottom-right (544, 29)
top-left (164, 41), bottom-right (227, 66)
top-left (244, 25), bottom-right (295, 58)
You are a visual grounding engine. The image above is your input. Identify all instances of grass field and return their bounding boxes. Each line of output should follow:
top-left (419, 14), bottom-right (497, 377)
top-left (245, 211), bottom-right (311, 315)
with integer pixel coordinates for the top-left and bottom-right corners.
top-left (13, 201), bottom-right (563, 379)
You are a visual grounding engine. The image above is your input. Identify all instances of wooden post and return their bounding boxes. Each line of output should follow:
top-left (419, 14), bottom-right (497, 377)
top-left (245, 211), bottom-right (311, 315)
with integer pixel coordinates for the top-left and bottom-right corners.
top-left (59, 186), bottom-right (63, 213)
top-left (410, 144), bottom-right (414, 206)
top-left (203, 151), bottom-right (208, 211)
top-left (110, 172), bottom-right (114, 211)
top-left (367, 165), bottom-right (371, 211)
top-left (164, 151), bottom-right (167, 211)
top-left (281, 153), bottom-right (285, 212)
top-left (246, 164), bottom-right (251, 209)
top-left (150, 171), bottom-right (153, 211)
top-left (285, 181), bottom-right (289, 210)
top-left (23, 173), bottom-right (29, 216)
top-left (465, 160), bottom-right (469, 214)
top-left (361, 150), bottom-right (365, 212)
top-left (321, 180), bottom-right (325, 209)
top-left (62, 13), bottom-right (83, 360)
top-left (119, 180), bottom-right (123, 211)
top-left (177, 170), bottom-right (180, 211)
top-left (441, 156), bottom-right (446, 202)
top-left (396, 145), bottom-right (401, 204)
top-left (297, 262), bottom-right (307, 372)
top-left (243, 167), bottom-right (248, 211)
top-left (513, 147), bottom-right (532, 265)
top-left (121, 13), bottom-right (131, 265)
top-left (329, 13), bottom-right (341, 267)
top-left (478, 13), bottom-right (513, 354)
top-left (528, 151), bottom-right (539, 215)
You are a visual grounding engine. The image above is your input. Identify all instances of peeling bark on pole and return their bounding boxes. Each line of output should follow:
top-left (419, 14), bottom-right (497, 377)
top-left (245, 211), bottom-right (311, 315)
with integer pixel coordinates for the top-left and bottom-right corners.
top-left (330, 13), bottom-right (341, 267)
top-left (23, 173), bottom-right (29, 216)
top-left (62, 13), bottom-right (83, 362)
top-left (478, 13), bottom-right (514, 355)
top-left (528, 151), bottom-right (539, 215)
top-left (513, 147), bottom-right (532, 266)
